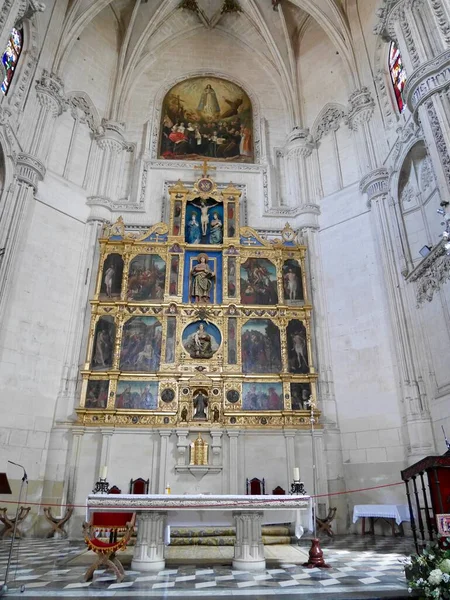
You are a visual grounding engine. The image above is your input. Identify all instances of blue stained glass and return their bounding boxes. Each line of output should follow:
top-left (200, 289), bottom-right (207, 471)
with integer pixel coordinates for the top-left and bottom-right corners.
top-left (1, 28), bottom-right (23, 96)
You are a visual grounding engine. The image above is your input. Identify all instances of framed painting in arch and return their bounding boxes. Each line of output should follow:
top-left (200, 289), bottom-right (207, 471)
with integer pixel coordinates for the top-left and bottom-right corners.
top-left (159, 76), bottom-right (253, 163)
top-left (91, 316), bottom-right (115, 371)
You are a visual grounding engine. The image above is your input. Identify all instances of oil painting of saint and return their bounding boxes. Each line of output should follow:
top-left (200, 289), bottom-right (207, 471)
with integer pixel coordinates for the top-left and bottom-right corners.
top-left (240, 258), bottom-right (278, 305)
top-left (99, 253), bottom-right (123, 300)
top-left (291, 383), bottom-right (311, 410)
top-left (282, 259), bottom-right (304, 304)
top-left (241, 319), bottom-right (282, 373)
top-left (182, 321), bottom-right (221, 359)
top-left (115, 381), bottom-right (158, 410)
top-left (287, 320), bottom-right (309, 374)
top-left (91, 316), bottom-right (115, 370)
top-left (242, 383), bottom-right (283, 411)
top-left (159, 77), bottom-right (253, 163)
top-left (127, 255), bottom-right (166, 302)
top-left (85, 380), bottom-right (109, 409)
top-left (119, 317), bottom-right (162, 372)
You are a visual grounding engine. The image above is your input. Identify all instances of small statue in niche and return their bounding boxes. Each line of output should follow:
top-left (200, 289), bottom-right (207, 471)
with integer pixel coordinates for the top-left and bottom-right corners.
top-left (193, 390), bottom-right (208, 420)
top-left (209, 212), bottom-right (223, 244)
top-left (213, 405), bottom-right (220, 423)
top-left (181, 406), bottom-right (188, 422)
top-left (190, 253), bottom-right (215, 304)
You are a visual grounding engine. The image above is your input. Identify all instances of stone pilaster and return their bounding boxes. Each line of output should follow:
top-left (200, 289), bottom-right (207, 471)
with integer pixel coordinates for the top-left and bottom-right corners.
top-left (361, 168), bottom-right (435, 461)
top-left (232, 512), bottom-right (265, 571)
top-left (99, 428), bottom-right (114, 476)
top-left (227, 430), bottom-right (240, 494)
top-left (158, 430), bottom-right (172, 493)
top-left (210, 430), bottom-right (223, 466)
top-left (0, 70), bottom-right (65, 327)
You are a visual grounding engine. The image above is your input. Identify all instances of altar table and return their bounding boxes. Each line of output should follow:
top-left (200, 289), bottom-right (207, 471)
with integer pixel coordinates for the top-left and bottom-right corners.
top-left (87, 494), bottom-right (312, 572)
top-left (352, 504), bottom-right (410, 536)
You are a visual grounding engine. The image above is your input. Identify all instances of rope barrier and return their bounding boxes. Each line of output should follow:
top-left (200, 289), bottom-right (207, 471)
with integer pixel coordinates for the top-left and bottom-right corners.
top-left (0, 481), bottom-right (405, 511)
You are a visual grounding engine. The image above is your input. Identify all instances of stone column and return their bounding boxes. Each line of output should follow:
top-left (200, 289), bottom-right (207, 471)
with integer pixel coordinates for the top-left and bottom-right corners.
top-left (176, 430), bottom-right (189, 466)
top-left (131, 512), bottom-right (167, 572)
top-left (65, 427), bottom-right (85, 505)
top-left (347, 88), bottom-right (377, 177)
top-left (361, 168), bottom-right (435, 460)
top-left (379, 0), bottom-right (450, 198)
top-left (232, 512), bottom-right (265, 571)
top-left (158, 430), bottom-right (172, 493)
top-left (282, 128), bottom-right (319, 213)
top-left (0, 70), bottom-right (65, 325)
top-left (227, 430), bottom-right (240, 494)
top-left (210, 430), bottom-right (223, 467)
top-left (88, 120), bottom-right (132, 208)
top-left (0, 1), bottom-right (45, 82)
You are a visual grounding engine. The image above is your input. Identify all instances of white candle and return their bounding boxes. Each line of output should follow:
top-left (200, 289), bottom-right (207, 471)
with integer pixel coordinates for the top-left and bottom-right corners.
top-left (100, 466), bottom-right (107, 480)
top-left (293, 467), bottom-right (300, 481)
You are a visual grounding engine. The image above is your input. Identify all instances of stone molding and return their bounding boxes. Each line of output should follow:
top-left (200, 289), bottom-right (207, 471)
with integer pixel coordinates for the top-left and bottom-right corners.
top-left (347, 88), bottom-right (375, 131)
top-left (360, 167), bottom-right (390, 205)
top-left (407, 239), bottom-right (450, 305)
top-left (15, 151), bottom-right (45, 189)
top-left (311, 105), bottom-right (346, 142)
top-left (405, 50), bottom-right (450, 115)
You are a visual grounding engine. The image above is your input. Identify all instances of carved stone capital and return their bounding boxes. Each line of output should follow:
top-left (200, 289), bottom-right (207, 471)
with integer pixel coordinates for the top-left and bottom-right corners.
top-left (360, 167), bottom-right (390, 206)
top-left (347, 88), bottom-right (375, 131)
top-left (35, 70), bottom-right (65, 117)
top-left (15, 152), bottom-right (45, 189)
top-left (17, 0), bottom-right (46, 23)
top-left (96, 119), bottom-right (129, 153)
top-left (284, 127), bottom-right (315, 158)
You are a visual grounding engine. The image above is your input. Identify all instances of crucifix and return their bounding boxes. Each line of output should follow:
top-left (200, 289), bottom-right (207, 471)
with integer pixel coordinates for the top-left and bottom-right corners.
top-left (195, 159), bottom-right (216, 179)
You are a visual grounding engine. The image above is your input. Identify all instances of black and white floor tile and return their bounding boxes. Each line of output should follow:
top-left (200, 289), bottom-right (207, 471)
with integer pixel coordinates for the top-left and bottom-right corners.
top-left (0, 536), bottom-right (415, 598)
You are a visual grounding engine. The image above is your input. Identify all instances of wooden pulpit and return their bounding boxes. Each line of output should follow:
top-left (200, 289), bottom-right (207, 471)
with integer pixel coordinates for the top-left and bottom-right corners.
top-left (401, 450), bottom-right (450, 552)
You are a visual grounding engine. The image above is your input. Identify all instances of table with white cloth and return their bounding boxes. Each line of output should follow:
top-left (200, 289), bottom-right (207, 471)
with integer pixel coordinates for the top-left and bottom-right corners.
top-left (87, 494), bottom-right (312, 572)
top-left (352, 504), bottom-right (410, 536)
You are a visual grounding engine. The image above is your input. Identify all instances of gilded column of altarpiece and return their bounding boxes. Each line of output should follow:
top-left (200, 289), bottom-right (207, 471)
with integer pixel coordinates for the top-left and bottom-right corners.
top-left (76, 174), bottom-right (319, 430)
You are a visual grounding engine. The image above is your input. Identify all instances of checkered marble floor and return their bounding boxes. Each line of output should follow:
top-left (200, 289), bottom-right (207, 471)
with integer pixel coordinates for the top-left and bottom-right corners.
top-left (0, 535), bottom-right (414, 598)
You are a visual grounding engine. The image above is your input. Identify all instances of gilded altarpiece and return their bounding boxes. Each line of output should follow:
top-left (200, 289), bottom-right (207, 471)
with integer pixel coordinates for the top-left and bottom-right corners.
top-left (77, 173), bottom-right (319, 430)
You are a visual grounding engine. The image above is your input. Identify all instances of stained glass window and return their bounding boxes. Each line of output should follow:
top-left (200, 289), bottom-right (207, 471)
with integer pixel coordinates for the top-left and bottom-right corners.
top-left (1, 28), bottom-right (23, 96)
top-left (389, 42), bottom-right (406, 113)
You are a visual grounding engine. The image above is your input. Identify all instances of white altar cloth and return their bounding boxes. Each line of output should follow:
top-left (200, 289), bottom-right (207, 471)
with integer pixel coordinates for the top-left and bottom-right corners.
top-left (87, 493), bottom-right (312, 571)
top-left (352, 504), bottom-right (410, 525)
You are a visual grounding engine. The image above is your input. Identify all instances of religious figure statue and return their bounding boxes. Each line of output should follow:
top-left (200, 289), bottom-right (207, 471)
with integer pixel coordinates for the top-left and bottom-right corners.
top-left (284, 267), bottom-right (299, 300)
top-left (209, 212), bottom-right (223, 244)
top-left (187, 213), bottom-right (201, 244)
top-left (184, 323), bottom-right (214, 358)
top-left (190, 253), bottom-right (215, 303)
top-left (191, 199), bottom-right (219, 237)
top-left (197, 84), bottom-right (220, 119)
top-left (193, 391), bottom-right (208, 420)
top-left (103, 265), bottom-right (115, 298)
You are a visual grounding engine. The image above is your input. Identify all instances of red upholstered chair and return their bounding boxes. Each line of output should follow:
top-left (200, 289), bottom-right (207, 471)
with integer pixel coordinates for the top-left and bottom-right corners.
top-left (83, 511), bottom-right (135, 582)
top-left (129, 478), bottom-right (149, 494)
top-left (246, 477), bottom-right (266, 495)
top-left (108, 486), bottom-right (121, 494)
top-left (272, 486), bottom-right (286, 495)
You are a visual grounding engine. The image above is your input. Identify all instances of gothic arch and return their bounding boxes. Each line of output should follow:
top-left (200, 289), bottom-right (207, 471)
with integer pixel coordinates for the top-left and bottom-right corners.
top-left (66, 91), bottom-right (101, 133)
